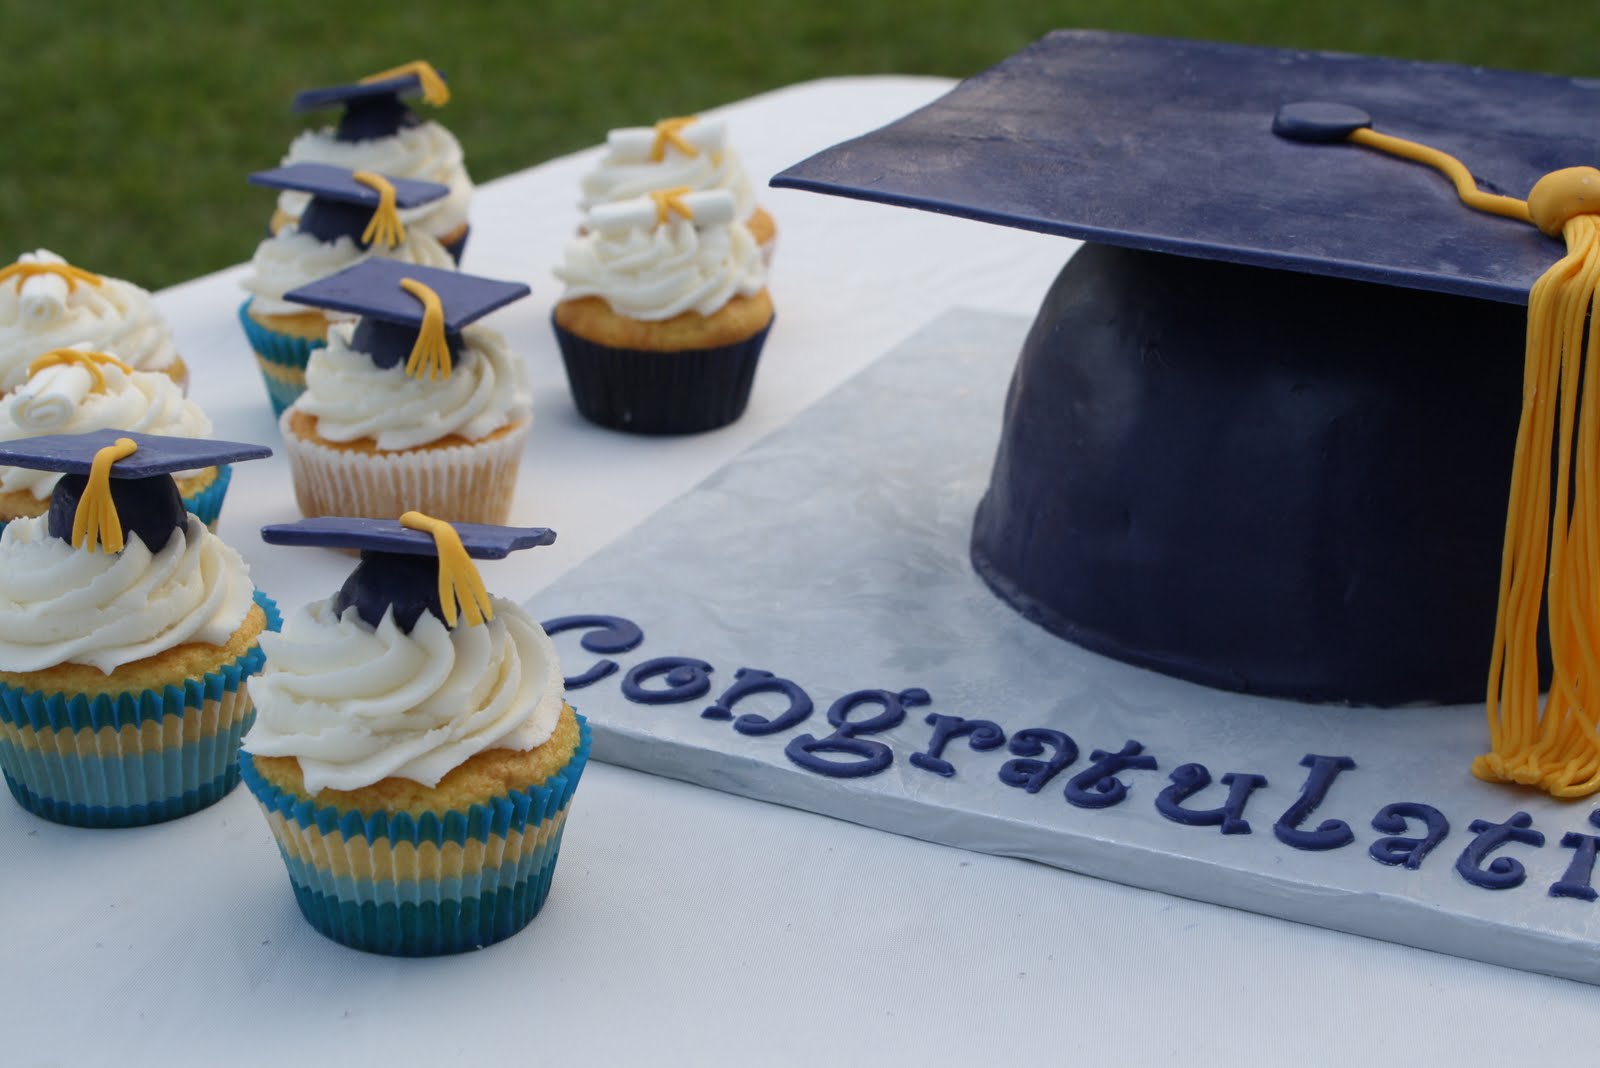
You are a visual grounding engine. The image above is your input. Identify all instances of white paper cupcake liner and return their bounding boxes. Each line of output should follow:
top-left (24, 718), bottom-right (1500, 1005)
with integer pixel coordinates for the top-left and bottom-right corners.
top-left (278, 410), bottom-right (529, 524)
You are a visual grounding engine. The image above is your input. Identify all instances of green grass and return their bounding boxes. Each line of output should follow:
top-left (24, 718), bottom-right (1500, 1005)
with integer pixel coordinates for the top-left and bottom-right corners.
top-left (3, 0), bottom-right (1596, 289)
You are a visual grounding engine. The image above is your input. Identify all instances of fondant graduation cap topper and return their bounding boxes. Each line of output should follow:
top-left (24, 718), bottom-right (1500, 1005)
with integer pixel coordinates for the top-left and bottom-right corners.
top-left (284, 258), bottom-right (529, 380)
top-left (0, 431), bottom-right (272, 553)
top-left (293, 60), bottom-right (450, 142)
top-left (248, 162), bottom-right (449, 250)
top-left (772, 30), bottom-right (1600, 795)
top-left (260, 513), bottom-right (556, 632)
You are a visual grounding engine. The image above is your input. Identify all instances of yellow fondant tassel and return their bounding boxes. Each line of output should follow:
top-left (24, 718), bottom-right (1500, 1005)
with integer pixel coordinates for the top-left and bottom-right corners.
top-left (400, 511), bottom-right (493, 628)
top-left (0, 261), bottom-right (102, 292)
top-left (650, 117), bottom-right (699, 162)
top-left (27, 348), bottom-right (132, 393)
top-left (73, 437), bottom-right (138, 554)
top-left (1345, 127), bottom-right (1600, 796)
top-left (399, 277), bottom-right (452, 381)
top-left (359, 60), bottom-right (450, 107)
top-left (353, 171), bottom-right (407, 249)
top-left (649, 186), bottom-right (695, 226)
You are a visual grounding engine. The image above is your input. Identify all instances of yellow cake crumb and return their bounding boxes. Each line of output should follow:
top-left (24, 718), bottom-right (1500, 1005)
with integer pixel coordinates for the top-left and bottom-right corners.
top-left (250, 702), bottom-right (583, 816)
top-left (284, 407), bottom-right (524, 456)
top-left (555, 290), bottom-right (773, 352)
top-left (0, 601), bottom-right (267, 696)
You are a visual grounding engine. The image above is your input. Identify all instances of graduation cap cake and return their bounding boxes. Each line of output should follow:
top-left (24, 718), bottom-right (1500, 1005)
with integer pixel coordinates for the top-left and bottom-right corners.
top-left (773, 31), bottom-right (1600, 794)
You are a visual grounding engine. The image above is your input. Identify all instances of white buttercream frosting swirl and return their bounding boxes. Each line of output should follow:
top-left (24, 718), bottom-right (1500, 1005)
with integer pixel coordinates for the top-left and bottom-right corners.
top-left (555, 190), bottom-right (766, 320)
top-left (578, 118), bottom-right (757, 222)
top-left (0, 515), bottom-right (255, 674)
top-left (242, 229), bottom-right (456, 318)
top-left (279, 122), bottom-right (473, 239)
top-left (243, 597), bottom-right (564, 793)
top-left (0, 251), bottom-right (179, 390)
top-left (294, 320), bottom-right (530, 450)
top-left (0, 359), bottom-right (213, 500)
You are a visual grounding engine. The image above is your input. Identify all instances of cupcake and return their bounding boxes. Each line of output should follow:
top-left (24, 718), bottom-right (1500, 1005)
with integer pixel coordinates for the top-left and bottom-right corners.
top-left (553, 188), bottom-right (774, 434)
top-left (0, 348), bottom-right (232, 533)
top-left (580, 116), bottom-right (777, 264)
top-left (0, 250), bottom-right (188, 393)
top-left (0, 430), bottom-right (277, 828)
top-left (273, 61), bottom-right (473, 263)
top-left (240, 162), bottom-right (458, 415)
top-left (239, 513), bottom-right (586, 956)
top-left (277, 259), bottom-right (532, 525)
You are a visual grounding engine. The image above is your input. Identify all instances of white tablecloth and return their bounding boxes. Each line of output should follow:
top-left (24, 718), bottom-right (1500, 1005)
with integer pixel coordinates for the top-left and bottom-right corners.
top-left (5, 77), bottom-right (1595, 1067)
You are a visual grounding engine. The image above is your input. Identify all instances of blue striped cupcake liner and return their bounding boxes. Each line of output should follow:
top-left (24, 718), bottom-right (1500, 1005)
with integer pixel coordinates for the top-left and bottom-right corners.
top-left (181, 463), bottom-right (232, 530)
top-left (240, 712), bottom-right (590, 956)
top-left (238, 299), bottom-right (321, 416)
top-left (0, 589), bottom-right (281, 828)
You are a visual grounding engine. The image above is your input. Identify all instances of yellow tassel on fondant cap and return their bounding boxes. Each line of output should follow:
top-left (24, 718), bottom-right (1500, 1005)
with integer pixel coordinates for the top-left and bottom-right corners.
top-left (359, 60), bottom-right (450, 108)
top-left (399, 277), bottom-right (451, 381)
top-left (27, 348), bottom-right (132, 393)
top-left (352, 171), bottom-right (407, 249)
top-left (399, 510), bottom-right (493, 628)
top-left (649, 186), bottom-right (695, 226)
top-left (73, 437), bottom-right (138, 554)
top-left (1343, 128), bottom-right (1600, 797)
top-left (0, 260), bottom-right (102, 292)
top-left (650, 116), bottom-right (699, 162)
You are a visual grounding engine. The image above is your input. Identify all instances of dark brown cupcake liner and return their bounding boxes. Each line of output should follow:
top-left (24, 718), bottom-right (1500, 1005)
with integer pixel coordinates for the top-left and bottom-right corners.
top-left (552, 315), bottom-right (773, 435)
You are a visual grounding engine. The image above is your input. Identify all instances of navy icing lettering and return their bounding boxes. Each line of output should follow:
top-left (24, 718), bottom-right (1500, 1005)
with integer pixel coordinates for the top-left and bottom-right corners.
top-left (1549, 810), bottom-right (1600, 901)
top-left (702, 668), bottom-right (814, 736)
top-left (621, 656), bottom-right (714, 704)
top-left (1273, 754), bottom-right (1358, 851)
top-left (542, 614), bottom-right (644, 690)
top-left (910, 714), bottom-right (1006, 777)
top-left (1065, 739), bottom-right (1158, 809)
top-left (998, 728), bottom-right (1079, 794)
top-left (784, 687), bottom-right (930, 778)
top-left (1155, 763), bottom-right (1268, 835)
top-left (1455, 811), bottom-right (1546, 890)
top-left (1368, 802), bottom-right (1450, 870)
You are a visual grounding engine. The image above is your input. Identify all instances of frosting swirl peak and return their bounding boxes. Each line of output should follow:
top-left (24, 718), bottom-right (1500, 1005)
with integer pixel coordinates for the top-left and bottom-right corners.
top-left (0, 515), bottom-right (255, 674)
top-left (294, 320), bottom-right (530, 450)
top-left (243, 597), bottom-right (564, 792)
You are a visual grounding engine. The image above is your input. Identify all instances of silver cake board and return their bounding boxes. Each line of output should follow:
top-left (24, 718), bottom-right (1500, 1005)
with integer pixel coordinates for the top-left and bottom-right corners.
top-left (533, 308), bottom-right (1600, 985)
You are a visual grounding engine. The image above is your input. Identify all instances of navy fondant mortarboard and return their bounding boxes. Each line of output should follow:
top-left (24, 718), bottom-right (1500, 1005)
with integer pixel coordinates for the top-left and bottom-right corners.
top-left (249, 162), bottom-right (449, 248)
top-left (293, 60), bottom-right (450, 143)
top-left (284, 258), bottom-right (529, 379)
top-left (0, 430), bottom-right (272, 553)
top-left (773, 30), bottom-right (1600, 797)
top-left (261, 514), bottom-right (556, 632)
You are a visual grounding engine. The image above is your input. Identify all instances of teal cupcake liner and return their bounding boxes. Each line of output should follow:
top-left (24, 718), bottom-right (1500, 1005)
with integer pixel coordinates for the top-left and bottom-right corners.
top-left (0, 589), bottom-right (281, 828)
top-left (240, 712), bottom-right (590, 956)
top-left (238, 298), bottom-right (321, 415)
top-left (181, 463), bottom-right (232, 529)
